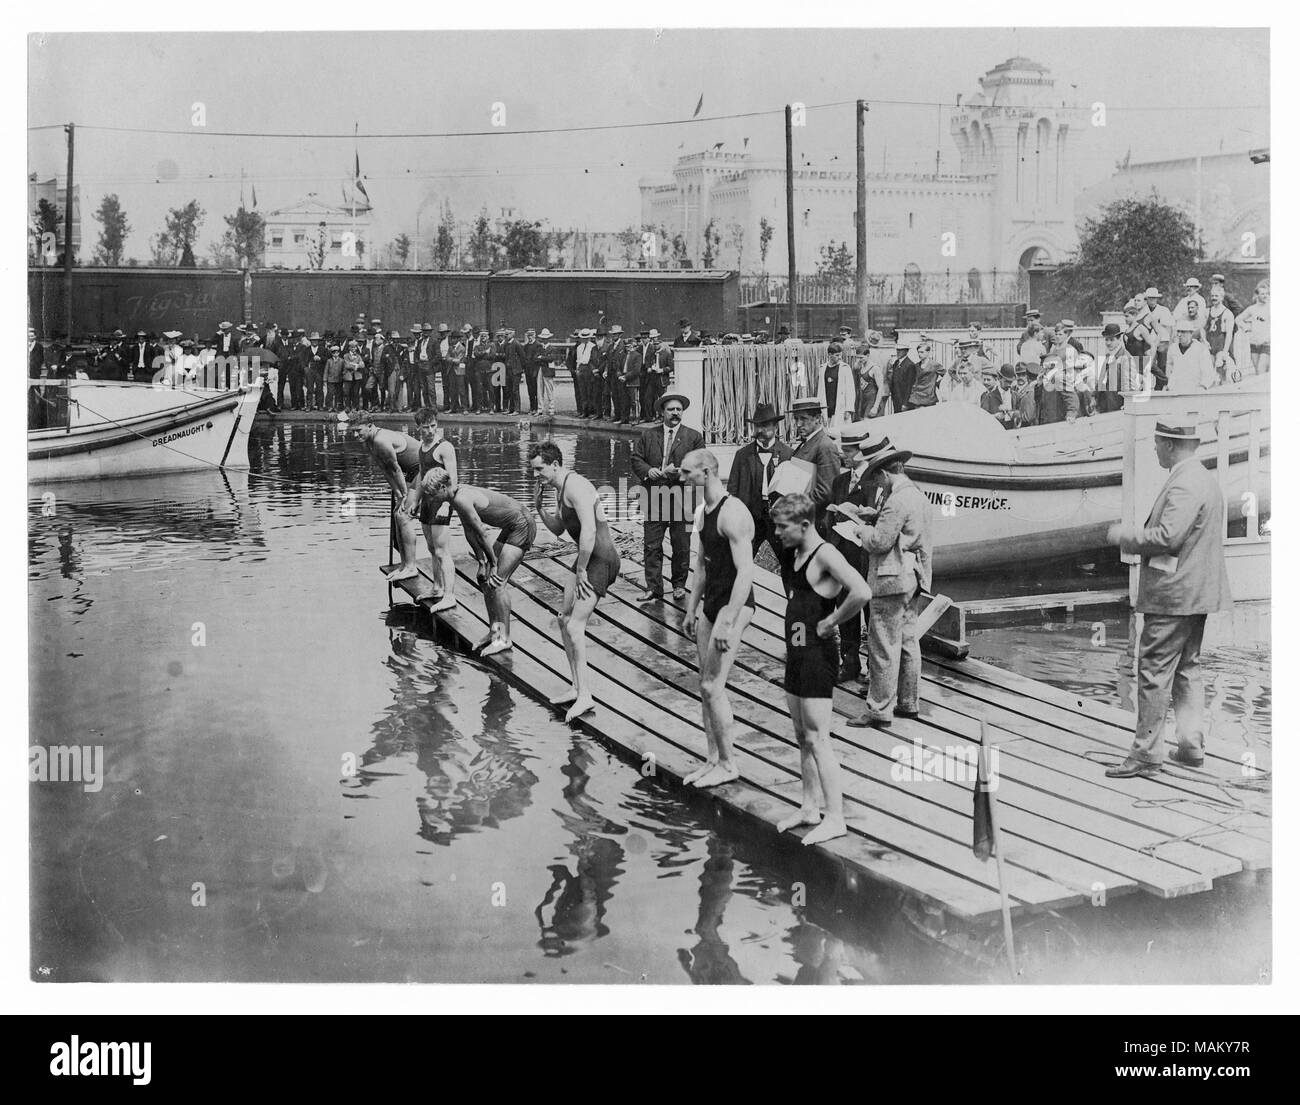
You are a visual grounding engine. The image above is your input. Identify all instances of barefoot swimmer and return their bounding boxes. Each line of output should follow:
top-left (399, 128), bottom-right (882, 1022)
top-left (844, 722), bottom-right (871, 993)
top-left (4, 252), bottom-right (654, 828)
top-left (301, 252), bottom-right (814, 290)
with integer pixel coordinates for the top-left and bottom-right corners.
top-left (771, 492), bottom-right (871, 846)
top-left (680, 449), bottom-right (756, 789)
top-left (358, 417), bottom-right (422, 582)
top-left (421, 469), bottom-right (537, 656)
top-left (530, 441), bottom-right (621, 723)
top-left (407, 409), bottom-right (458, 612)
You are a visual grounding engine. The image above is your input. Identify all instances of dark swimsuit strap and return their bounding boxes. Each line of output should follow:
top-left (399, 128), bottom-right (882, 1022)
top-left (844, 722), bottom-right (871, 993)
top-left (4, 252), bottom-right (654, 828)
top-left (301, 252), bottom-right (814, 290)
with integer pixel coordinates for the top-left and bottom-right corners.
top-left (794, 541), bottom-right (824, 576)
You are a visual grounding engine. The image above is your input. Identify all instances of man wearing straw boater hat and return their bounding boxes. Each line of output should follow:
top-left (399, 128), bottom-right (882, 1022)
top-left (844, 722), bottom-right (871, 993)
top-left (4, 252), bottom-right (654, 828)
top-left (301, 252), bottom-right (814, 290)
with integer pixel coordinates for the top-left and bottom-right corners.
top-left (727, 402), bottom-right (794, 563)
top-left (847, 438), bottom-right (933, 729)
top-left (1104, 422), bottom-right (1231, 777)
top-left (631, 390), bottom-right (705, 603)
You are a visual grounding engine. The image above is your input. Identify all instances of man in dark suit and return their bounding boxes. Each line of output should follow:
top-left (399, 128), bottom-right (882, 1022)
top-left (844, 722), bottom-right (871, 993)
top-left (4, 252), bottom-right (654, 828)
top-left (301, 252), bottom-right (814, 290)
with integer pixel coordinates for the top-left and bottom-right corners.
top-left (643, 330), bottom-right (672, 416)
top-left (606, 325), bottom-right (628, 423)
top-left (674, 318), bottom-right (702, 348)
top-left (619, 329), bottom-right (644, 424)
top-left (788, 396), bottom-right (841, 535)
top-left (590, 327), bottom-right (611, 420)
top-left (1104, 423), bottom-right (1232, 777)
top-left (502, 326), bottom-right (526, 414)
top-left (123, 329), bottom-right (159, 381)
top-left (631, 390), bottom-right (705, 603)
top-left (633, 330), bottom-right (656, 422)
top-left (28, 327), bottom-right (45, 376)
top-left (823, 343), bottom-right (845, 420)
top-left (888, 340), bottom-right (917, 414)
top-left (726, 402), bottom-right (793, 563)
top-left (521, 326), bottom-right (545, 415)
top-left (827, 431), bottom-right (892, 681)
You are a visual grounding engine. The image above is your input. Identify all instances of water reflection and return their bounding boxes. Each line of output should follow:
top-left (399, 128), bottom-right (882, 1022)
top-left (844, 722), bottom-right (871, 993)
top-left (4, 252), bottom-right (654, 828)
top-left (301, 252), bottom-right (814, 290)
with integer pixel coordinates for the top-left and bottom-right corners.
top-left (677, 835), bottom-right (750, 985)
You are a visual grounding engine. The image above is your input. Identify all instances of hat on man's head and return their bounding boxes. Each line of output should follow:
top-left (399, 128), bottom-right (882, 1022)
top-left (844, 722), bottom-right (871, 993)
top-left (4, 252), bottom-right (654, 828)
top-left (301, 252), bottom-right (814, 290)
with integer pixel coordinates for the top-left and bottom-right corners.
top-left (539, 328), bottom-right (553, 340)
top-left (1021, 361), bottom-right (1041, 378)
top-left (1184, 277), bottom-right (1202, 289)
top-left (840, 426), bottom-right (871, 448)
top-left (748, 402), bottom-right (782, 425)
top-left (389, 329), bottom-right (401, 339)
top-left (163, 330), bottom-right (182, 339)
top-left (867, 331), bottom-right (883, 346)
top-left (677, 318), bottom-right (690, 328)
top-left (112, 329), bottom-right (125, 339)
top-left (309, 331), bottom-right (321, 340)
top-left (1144, 286), bottom-right (1162, 298)
top-left (136, 329), bottom-right (148, 337)
top-left (828, 342), bottom-right (843, 355)
top-left (790, 397), bottom-right (825, 416)
top-left (1175, 318), bottom-right (1197, 333)
top-left (1155, 422), bottom-right (1201, 441)
top-left (436, 323), bottom-right (449, 333)
top-left (1211, 273), bottom-right (1226, 284)
top-left (1025, 309), bottom-right (1041, 319)
top-left (999, 363), bottom-right (1016, 382)
top-left (656, 390), bottom-right (690, 412)
top-left (219, 320), bottom-right (232, 330)
top-left (647, 328), bottom-right (661, 339)
top-left (1060, 319), bottom-right (1076, 329)
top-left (776, 324), bottom-right (791, 335)
top-left (578, 327), bottom-right (595, 339)
top-left (862, 437), bottom-right (913, 474)
top-left (410, 324), bottom-right (422, 333)
top-left (609, 324), bottom-right (624, 335)
top-left (1102, 322), bottom-right (1123, 339)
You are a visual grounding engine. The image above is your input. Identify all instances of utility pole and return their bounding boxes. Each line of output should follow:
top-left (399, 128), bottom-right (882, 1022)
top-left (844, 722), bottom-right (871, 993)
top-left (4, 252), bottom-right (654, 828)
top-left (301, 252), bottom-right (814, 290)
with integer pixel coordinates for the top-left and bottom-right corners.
top-left (856, 100), bottom-right (869, 339)
top-left (63, 122), bottom-right (75, 341)
top-left (785, 104), bottom-right (797, 340)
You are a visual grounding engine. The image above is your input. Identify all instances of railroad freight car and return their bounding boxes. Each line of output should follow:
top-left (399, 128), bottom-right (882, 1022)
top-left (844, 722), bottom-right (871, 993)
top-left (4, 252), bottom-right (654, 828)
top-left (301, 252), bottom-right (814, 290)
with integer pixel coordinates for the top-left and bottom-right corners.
top-left (249, 270), bottom-right (490, 334)
top-left (485, 269), bottom-right (737, 338)
top-left (28, 267), bottom-right (245, 340)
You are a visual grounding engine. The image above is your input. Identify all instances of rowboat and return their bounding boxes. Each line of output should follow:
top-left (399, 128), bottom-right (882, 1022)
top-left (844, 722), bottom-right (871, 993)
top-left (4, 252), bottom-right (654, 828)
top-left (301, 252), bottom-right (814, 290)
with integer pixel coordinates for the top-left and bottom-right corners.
top-left (831, 388), bottom-right (1269, 574)
top-left (28, 378), bottom-right (263, 483)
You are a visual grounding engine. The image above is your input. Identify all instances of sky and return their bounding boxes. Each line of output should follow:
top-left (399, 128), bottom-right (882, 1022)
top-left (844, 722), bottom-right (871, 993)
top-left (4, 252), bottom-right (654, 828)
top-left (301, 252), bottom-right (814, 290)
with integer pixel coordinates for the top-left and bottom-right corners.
top-left (28, 27), bottom-right (1269, 262)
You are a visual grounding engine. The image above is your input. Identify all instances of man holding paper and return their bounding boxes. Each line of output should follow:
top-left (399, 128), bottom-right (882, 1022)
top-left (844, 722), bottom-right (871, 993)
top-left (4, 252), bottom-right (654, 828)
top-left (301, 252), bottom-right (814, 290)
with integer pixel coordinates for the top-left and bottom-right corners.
top-left (1104, 423), bottom-right (1231, 778)
top-left (786, 397), bottom-right (841, 535)
top-left (827, 429), bottom-right (891, 682)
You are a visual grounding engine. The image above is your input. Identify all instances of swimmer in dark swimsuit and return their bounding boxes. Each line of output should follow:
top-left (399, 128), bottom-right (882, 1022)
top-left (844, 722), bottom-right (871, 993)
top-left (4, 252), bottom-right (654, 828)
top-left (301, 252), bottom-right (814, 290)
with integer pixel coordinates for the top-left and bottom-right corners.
top-left (405, 408), bottom-right (458, 612)
top-left (771, 492), bottom-right (870, 846)
top-left (530, 440), bottom-right (621, 723)
top-left (357, 416), bottom-right (422, 582)
top-left (680, 448), bottom-right (756, 789)
top-left (422, 469), bottom-right (536, 656)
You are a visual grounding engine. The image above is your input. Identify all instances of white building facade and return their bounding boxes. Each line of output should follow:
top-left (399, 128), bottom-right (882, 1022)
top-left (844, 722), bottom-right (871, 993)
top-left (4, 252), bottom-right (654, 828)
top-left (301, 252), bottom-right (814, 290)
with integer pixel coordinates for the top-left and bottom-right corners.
top-left (263, 195), bottom-right (373, 270)
top-left (639, 57), bottom-right (1083, 285)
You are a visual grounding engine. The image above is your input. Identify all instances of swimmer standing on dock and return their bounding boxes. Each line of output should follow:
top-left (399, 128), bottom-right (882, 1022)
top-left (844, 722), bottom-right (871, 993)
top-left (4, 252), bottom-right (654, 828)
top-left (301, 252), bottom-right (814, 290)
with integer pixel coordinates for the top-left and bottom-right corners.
top-left (406, 409), bottom-right (458, 612)
top-left (359, 417), bottom-right (423, 584)
top-left (420, 469), bottom-right (537, 656)
top-left (771, 492), bottom-right (871, 846)
top-left (680, 449), bottom-right (756, 789)
top-left (530, 440), bottom-right (621, 722)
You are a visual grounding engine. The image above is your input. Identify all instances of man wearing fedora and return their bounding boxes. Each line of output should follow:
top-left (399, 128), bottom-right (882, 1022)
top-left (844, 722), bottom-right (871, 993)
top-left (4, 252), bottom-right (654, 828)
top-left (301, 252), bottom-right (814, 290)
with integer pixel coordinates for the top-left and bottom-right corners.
top-left (631, 391), bottom-right (705, 602)
top-left (675, 318), bottom-right (701, 348)
top-left (606, 325), bottom-right (629, 423)
top-left (788, 396), bottom-right (841, 535)
top-left (521, 326), bottom-right (546, 415)
top-left (620, 330), bottom-right (645, 424)
top-left (304, 331), bottom-right (327, 410)
top-left (644, 329), bottom-right (673, 416)
top-left (847, 439), bottom-right (932, 729)
top-left (536, 328), bottom-right (558, 417)
top-left (1104, 423), bottom-right (1231, 777)
top-left (887, 339), bottom-right (917, 415)
top-left (1094, 323), bottom-right (1128, 414)
top-left (827, 429), bottom-right (892, 681)
top-left (727, 402), bottom-right (794, 564)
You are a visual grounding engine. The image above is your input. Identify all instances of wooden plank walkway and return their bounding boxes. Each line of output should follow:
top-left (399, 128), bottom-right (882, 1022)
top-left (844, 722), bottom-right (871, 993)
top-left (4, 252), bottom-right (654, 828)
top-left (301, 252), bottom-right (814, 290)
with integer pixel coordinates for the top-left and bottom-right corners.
top-left (381, 521), bottom-right (1271, 926)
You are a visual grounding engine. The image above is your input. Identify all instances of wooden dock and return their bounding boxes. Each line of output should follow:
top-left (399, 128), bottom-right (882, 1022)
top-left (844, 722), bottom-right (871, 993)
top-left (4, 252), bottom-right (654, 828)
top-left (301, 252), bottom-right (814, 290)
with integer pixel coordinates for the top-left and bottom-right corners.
top-left (382, 523), bottom-right (1271, 926)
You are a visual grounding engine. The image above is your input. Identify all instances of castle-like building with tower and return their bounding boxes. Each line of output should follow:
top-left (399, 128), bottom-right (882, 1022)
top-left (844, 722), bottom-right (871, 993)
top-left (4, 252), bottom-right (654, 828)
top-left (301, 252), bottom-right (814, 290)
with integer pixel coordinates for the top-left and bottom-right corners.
top-left (639, 57), bottom-right (1083, 283)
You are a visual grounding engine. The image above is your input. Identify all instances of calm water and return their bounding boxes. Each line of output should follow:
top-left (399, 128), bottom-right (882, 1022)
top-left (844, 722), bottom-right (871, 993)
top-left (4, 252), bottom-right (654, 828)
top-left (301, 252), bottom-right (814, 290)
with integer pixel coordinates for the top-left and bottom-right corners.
top-left (29, 420), bottom-right (1270, 984)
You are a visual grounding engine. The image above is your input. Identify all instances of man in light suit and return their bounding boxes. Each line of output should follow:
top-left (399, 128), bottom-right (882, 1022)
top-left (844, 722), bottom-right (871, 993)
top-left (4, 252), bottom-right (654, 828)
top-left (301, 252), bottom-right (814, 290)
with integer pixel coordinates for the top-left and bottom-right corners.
top-left (727, 402), bottom-right (794, 562)
top-left (1104, 423), bottom-right (1232, 777)
top-left (630, 390), bottom-right (705, 602)
top-left (788, 396), bottom-right (841, 536)
top-left (848, 439), bottom-right (933, 728)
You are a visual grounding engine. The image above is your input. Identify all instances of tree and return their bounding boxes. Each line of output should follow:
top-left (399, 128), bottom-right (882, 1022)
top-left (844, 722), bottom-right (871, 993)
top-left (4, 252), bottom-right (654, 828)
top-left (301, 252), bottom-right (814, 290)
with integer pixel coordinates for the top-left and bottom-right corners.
top-left (213, 205), bottom-right (265, 269)
top-left (307, 221), bottom-right (328, 270)
top-left (726, 221), bottom-right (745, 271)
top-left (671, 233), bottom-right (688, 266)
top-left (155, 200), bottom-right (204, 267)
top-left (758, 217), bottom-right (774, 270)
top-left (467, 209), bottom-right (496, 269)
top-left (393, 232), bottom-right (412, 267)
top-left (433, 203), bottom-right (457, 270)
top-left (1055, 195), bottom-right (1198, 320)
top-left (701, 219), bottom-right (721, 268)
top-left (31, 198), bottom-right (63, 264)
top-left (93, 194), bottom-right (130, 266)
top-left (497, 218), bottom-right (547, 267)
top-left (615, 225), bottom-right (642, 267)
top-left (815, 240), bottom-right (854, 285)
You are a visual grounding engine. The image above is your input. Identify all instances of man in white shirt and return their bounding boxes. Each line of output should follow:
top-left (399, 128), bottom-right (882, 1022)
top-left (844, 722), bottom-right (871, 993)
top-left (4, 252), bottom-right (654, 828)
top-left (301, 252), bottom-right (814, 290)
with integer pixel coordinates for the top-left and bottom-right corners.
top-left (1143, 286), bottom-right (1174, 389)
top-left (1173, 277), bottom-right (1208, 334)
top-left (1165, 319), bottom-right (1217, 392)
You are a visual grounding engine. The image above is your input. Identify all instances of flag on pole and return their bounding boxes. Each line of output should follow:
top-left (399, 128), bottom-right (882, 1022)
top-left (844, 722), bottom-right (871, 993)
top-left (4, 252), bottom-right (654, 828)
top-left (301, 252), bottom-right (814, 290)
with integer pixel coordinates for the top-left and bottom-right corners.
top-left (354, 124), bottom-right (369, 201)
top-left (973, 742), bottom-right (995, 860)
top-left (692, 94), bottom-right (704, 118)
top-left (251, 182), bottom-right (258, 209)
top-left (240, 169), bottom-right (245, 210)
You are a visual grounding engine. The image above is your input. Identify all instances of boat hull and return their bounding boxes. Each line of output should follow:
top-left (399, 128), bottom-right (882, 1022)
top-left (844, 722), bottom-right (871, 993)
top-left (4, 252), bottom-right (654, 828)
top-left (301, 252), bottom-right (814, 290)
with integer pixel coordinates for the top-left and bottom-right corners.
top-left (28, 381), bottom-right (263, 482)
